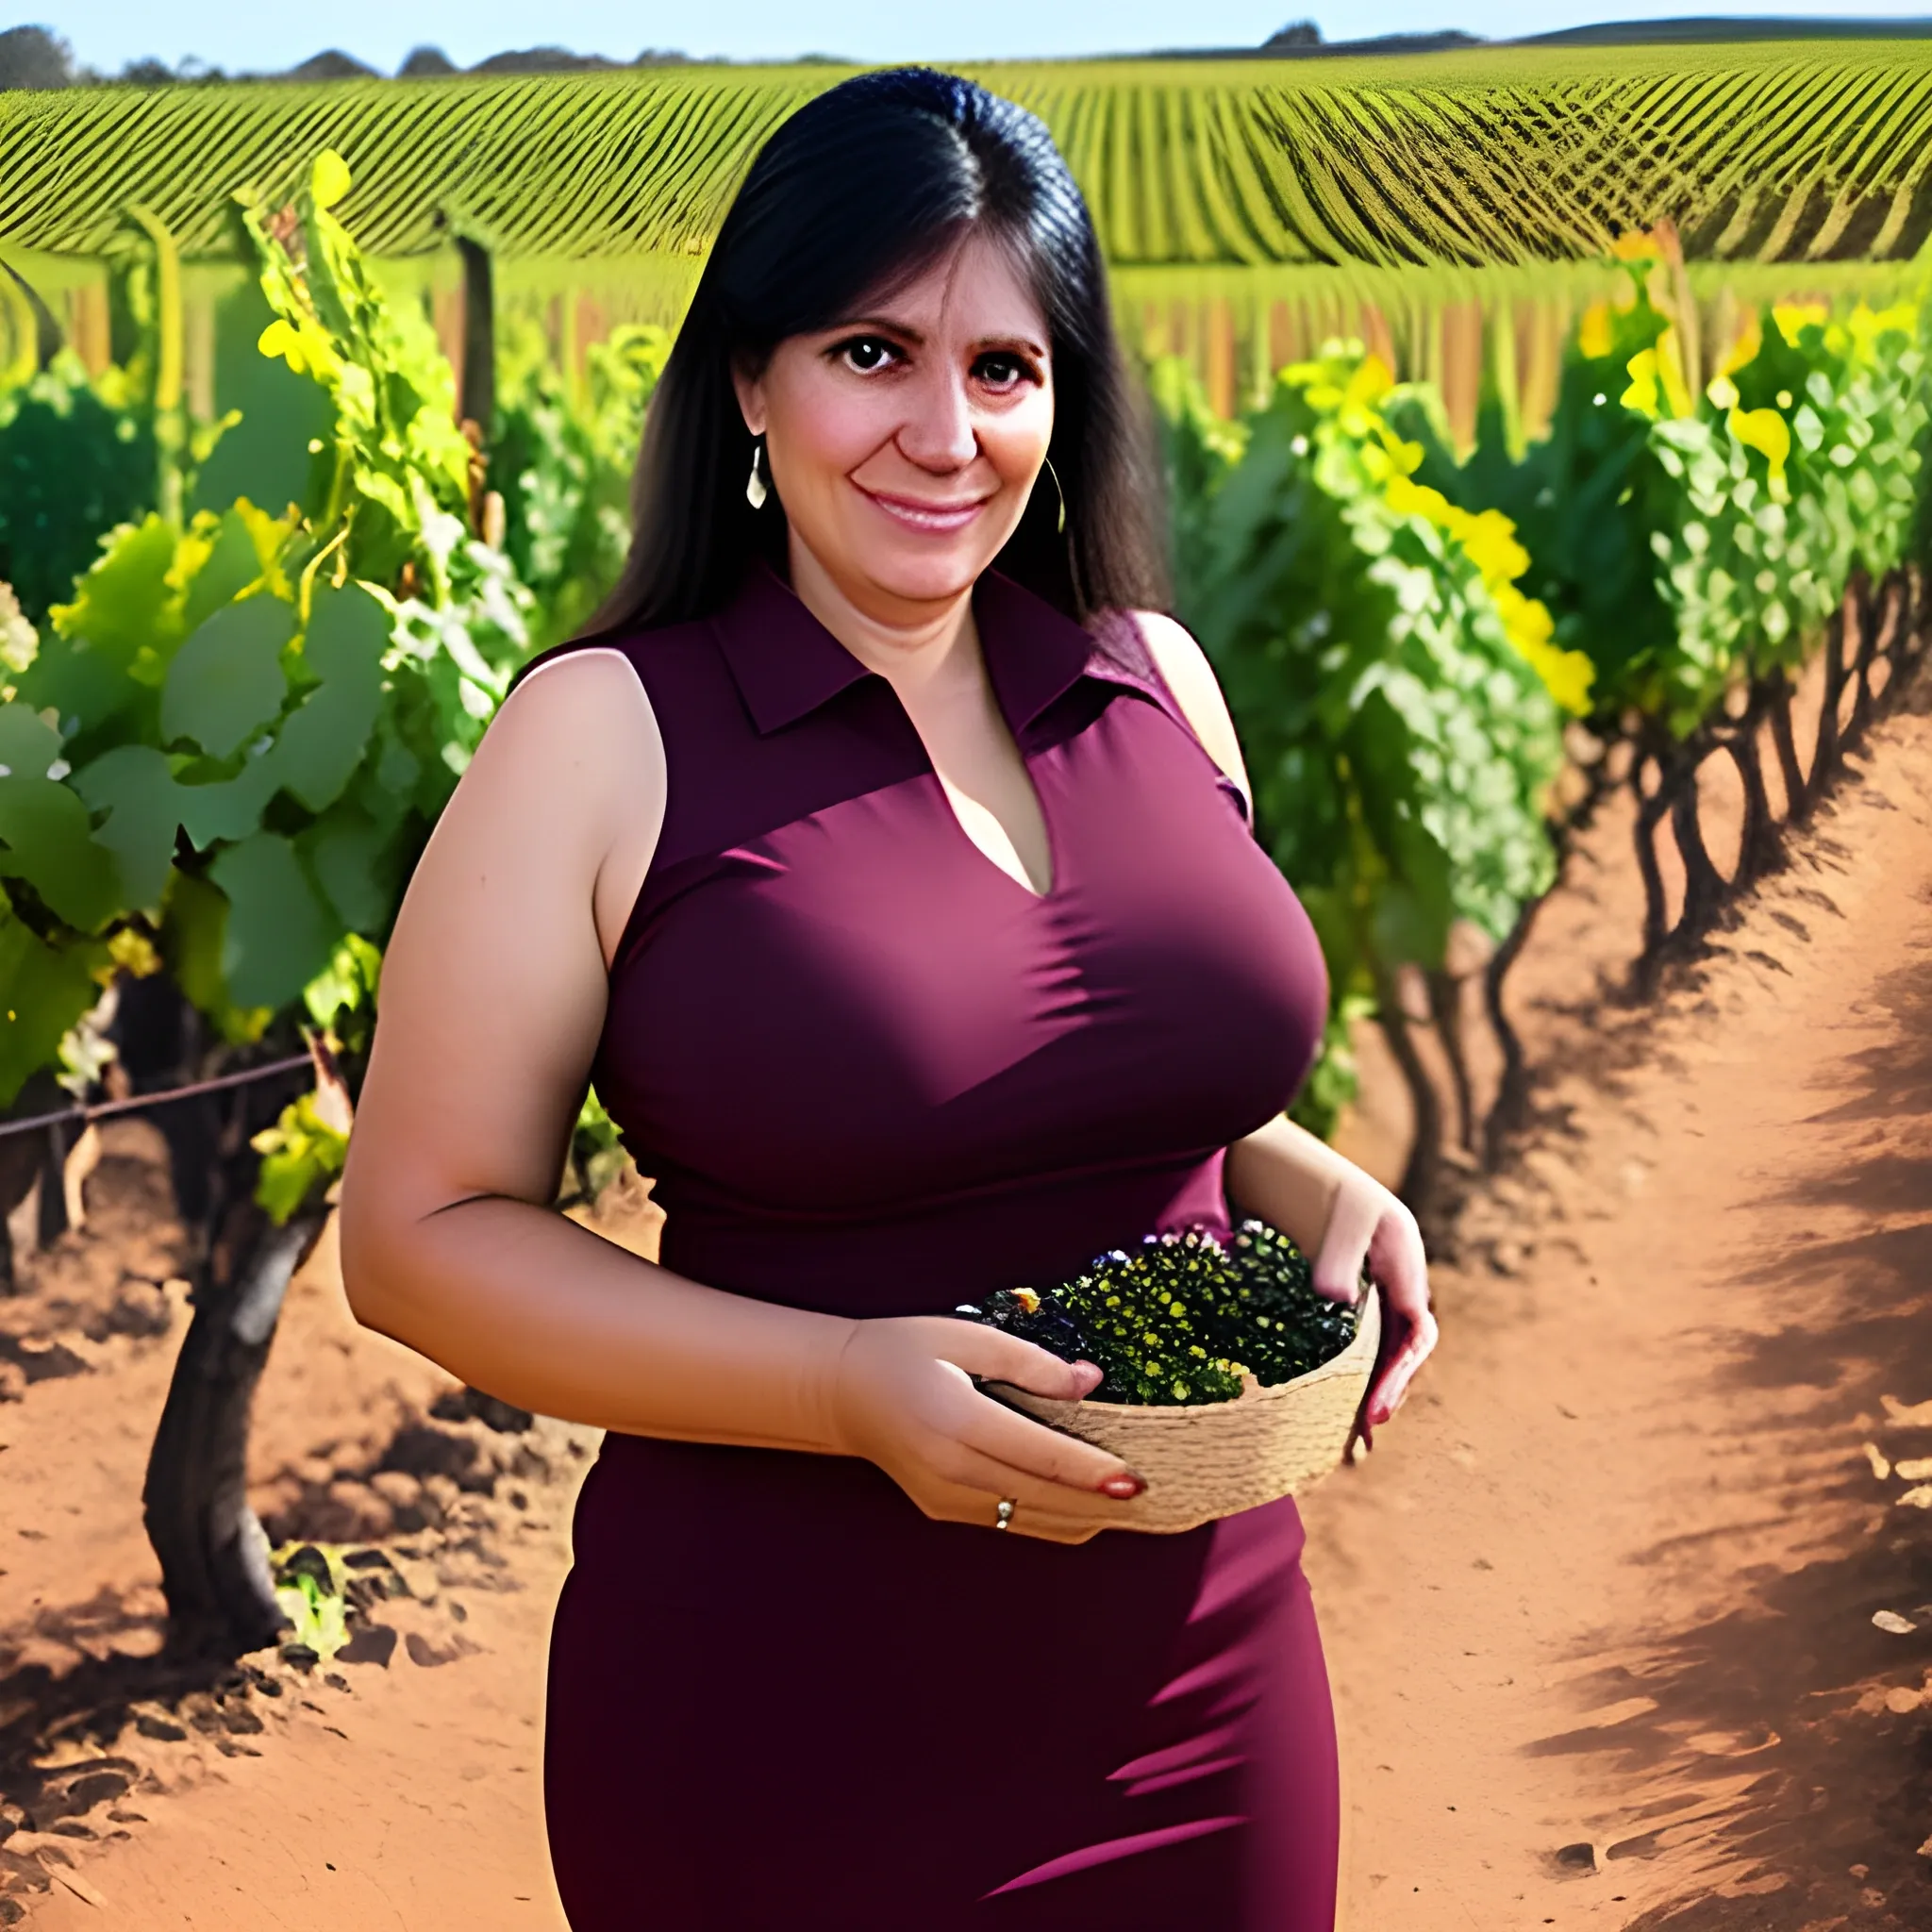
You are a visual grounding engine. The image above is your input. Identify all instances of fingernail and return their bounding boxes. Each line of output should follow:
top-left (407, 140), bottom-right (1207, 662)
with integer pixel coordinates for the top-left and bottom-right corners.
top-left (1071, 1360), bottom-right (1104, 1393)
top-left (1102, 1474), bottom-right (1145, 1499)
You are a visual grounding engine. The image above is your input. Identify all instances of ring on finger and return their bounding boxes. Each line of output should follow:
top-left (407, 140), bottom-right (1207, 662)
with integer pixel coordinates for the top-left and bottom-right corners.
top-left (994, 1497), bottom-right (1016, 1532)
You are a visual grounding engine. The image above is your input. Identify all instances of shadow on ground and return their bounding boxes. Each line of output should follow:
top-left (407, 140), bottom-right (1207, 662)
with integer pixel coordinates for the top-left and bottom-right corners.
top-left (0, 1586), bottom-right (254, 1908)
top-left (1534, 924), bottom-right (1932, 1929)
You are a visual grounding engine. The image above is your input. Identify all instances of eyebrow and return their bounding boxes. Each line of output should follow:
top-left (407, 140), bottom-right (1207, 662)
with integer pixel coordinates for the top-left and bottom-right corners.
top-left (832, 317), bottom-right (1050, 358)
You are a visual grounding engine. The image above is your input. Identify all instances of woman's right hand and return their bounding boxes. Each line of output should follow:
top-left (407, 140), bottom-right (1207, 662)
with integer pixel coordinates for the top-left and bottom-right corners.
top-left (827, 1316), bottom-right (1149, 1543)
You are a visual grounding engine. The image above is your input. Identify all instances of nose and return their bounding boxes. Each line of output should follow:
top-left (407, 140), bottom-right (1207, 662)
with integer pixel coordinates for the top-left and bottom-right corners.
top-left (894, 360), bottom-right (977, 474)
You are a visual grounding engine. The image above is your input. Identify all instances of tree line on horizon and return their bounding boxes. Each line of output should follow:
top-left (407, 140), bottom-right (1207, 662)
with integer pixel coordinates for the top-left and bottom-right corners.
top-left (6, 15), bottom-right (1924, 93)
top-left (0, 24), bottom-right (708, 92)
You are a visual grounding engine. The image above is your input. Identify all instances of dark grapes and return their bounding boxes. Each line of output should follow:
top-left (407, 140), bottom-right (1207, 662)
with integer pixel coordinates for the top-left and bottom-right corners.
top-left (955, 1220), bottom-right (1364, 1407)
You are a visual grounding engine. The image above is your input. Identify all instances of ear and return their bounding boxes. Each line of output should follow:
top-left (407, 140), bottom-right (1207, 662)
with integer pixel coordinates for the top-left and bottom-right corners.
top-left (729, 358), bottom-right (767, 439)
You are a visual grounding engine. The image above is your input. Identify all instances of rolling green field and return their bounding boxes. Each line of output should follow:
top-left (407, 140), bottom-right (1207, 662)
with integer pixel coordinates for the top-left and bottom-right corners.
top-left (2, 44), bottom-right (1926, 430)
top-left (2, 43), bottom-right (1929, 271)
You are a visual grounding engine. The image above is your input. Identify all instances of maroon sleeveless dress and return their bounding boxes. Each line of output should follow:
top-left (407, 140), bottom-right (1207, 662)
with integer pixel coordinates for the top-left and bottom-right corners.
top-left (537, 561), bottom-right (1340, 1929)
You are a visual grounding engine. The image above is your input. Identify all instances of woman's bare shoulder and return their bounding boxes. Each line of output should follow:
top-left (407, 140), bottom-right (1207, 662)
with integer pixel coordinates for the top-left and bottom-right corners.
top-left (484, 646), bottom-right (664, 797)
top-left (453, 645), bottom-right (667, 964)
top-left (1119, 609), bottom-right (1250, 802)
top-left (499, 642), bottom-right (658, 734)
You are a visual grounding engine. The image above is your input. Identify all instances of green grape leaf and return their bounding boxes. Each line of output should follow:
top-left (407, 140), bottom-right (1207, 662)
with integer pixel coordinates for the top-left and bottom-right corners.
top-left (161, 595), bottom-right (294, 758)
top-left (49, 513), bottom-right (183, 675)
top-left (208, 830), bottom-right (338, 1010)
top-left (72, 744), bottom-right (182, 908)
top-left (305, 811), bottom-right (390, 932)
top-left (14, 641), bottom-right (131, 739)
top-left (0, 895), bottom-right (104, 1108)
top-left (175, 749), bottom-right (281, 850)
top-left (0, 703), bottom-right (62, 779)
top-left (301, 930), bottom-right (382, 1028)
top-left (0, 774), bottom-right (125, 931)
top-left (252, 1089), bottom-right (350, 1224)
top-left (161, 869), bottom-right (267, 1043)
top-left (277, 580), bottom-right (387, 811)
top-left (182, 508), bottom-right (272, 631)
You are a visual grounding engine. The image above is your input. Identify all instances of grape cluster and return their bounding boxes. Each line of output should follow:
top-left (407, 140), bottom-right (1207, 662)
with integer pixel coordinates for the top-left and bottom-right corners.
top-left (956, 1220), bottom-right (1364, 1407)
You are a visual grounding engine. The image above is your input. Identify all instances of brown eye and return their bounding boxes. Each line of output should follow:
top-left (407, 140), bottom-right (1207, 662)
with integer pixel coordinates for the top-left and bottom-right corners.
top-left (976, 353), bottom-right (1029, 388)
top-left (839, 337), bottom-right (896, 374)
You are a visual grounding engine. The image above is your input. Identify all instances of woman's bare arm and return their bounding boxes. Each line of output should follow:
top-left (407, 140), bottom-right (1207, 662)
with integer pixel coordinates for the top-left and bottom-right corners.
top-left (339, 649), bottom-right (853, 1449)
top-left (338, 649), bottom-right (1145, 1537)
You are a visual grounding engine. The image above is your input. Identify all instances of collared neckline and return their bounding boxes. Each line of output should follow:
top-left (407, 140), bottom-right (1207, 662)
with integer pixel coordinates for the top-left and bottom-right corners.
top-left (708, 558), bottom-right (1138, 741)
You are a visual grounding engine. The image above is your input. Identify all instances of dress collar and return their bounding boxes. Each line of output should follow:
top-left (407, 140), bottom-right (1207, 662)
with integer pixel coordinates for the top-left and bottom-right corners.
top-left (708, 558), bottom-right (1135, 739)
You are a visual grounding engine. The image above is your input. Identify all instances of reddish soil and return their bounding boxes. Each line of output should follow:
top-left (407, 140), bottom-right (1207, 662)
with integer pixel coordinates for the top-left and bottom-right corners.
top-left (5, 675), bottom-right (1932, 1929)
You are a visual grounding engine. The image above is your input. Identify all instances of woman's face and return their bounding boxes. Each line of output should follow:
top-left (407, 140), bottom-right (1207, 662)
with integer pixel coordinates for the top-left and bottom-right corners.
top-left (734, 232), bottom-right (1055, 623)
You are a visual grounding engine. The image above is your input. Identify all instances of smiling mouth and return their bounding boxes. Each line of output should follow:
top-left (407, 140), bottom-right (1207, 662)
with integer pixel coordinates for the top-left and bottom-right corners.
top-left (856, 485), bottom-right (991, 534)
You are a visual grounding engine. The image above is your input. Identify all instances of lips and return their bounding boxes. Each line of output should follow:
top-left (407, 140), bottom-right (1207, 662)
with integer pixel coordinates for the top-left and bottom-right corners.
top-left (856, 484), bottom-right (991, 534)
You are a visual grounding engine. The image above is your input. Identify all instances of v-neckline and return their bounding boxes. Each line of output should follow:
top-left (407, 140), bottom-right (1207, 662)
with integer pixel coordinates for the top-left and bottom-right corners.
top-left (883, 618), bottom-right (1059, 904)
top-left (925, 755), bottom-right (1058, 902)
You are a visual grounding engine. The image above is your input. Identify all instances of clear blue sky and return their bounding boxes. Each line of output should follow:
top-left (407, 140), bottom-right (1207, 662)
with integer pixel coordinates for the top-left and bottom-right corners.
top-left (36, 0), bottom-right (1932, 75)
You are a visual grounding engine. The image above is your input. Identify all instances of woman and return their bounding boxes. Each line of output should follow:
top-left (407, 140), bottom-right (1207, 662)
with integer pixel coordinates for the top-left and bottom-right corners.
top-left (341, 67), bottom-right (1435, 1930)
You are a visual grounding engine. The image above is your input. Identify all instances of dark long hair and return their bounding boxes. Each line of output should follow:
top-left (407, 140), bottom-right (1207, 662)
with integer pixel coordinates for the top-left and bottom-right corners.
top-left (591, 67), bottom-right (1169, 632)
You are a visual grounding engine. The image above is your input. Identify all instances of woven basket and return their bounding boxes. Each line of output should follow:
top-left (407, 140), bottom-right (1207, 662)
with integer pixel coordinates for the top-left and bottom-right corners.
top-left (989, 1286), bottom-right (1381, 1533)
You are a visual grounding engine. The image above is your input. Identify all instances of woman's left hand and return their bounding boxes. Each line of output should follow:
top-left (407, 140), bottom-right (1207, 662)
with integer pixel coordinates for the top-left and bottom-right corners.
top-left (1309, 1167), bottom-right (1436, 1450)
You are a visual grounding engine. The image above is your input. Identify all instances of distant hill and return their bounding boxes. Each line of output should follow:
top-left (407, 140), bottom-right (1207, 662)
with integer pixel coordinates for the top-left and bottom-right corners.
top-left (1261, 28), bottom-right (1484, 57)
top-left (1524, 15), bottom-right (1932, 43)
top-left (284, 50), bottom-right (380, 83)
top-left (1185, 13), bottom-right (1932, 58)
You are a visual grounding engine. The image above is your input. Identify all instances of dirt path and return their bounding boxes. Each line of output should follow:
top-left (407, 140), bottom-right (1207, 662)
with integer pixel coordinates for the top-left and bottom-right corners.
top-left (6, 698), bottom-right (1932, 1928)
top-left (0, 1182), bottom-right (594, 1928)
top-left (1307, 690), bottom-right (1932, 1929)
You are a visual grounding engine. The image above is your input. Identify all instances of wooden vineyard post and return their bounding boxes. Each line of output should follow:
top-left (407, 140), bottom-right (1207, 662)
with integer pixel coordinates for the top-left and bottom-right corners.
top-left (2, 258), bottom-right (61, 369)
top-left (457, 235), bottom-right (495, 441)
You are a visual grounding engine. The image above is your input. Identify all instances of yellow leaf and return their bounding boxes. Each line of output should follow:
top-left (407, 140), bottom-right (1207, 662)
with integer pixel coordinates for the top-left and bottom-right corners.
top-left (1717, 313), bottom-right (1762, 378)
top-left (1622, 347), bottom-right (1661, 419)
top-left (1728, 406), bottom-right (1791, 482)
top-left (1772, 302), bottom-right (1827, 347)
top-left (1848, 301), bottom-right (1917, 358)
top-left (312, 150), bottom-right (353, 211)
top-left (1577, 300), bottom-right (1614, 360)
top-left (106, 928), bottom-right (161, 977)
top-left (1342, 353), bottom-right (1394, 411)
top-left (1654, 328), bottom-right (1694, 419)
top-left (1508, 619), bottom-right (1594, 717)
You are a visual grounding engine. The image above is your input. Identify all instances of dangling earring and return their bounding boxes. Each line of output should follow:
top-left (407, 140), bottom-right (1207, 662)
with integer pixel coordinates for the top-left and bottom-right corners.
top-left (746, 436), bottom-right (769, 510)
top-left (1043, 456), bottom-right (1067, 535)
